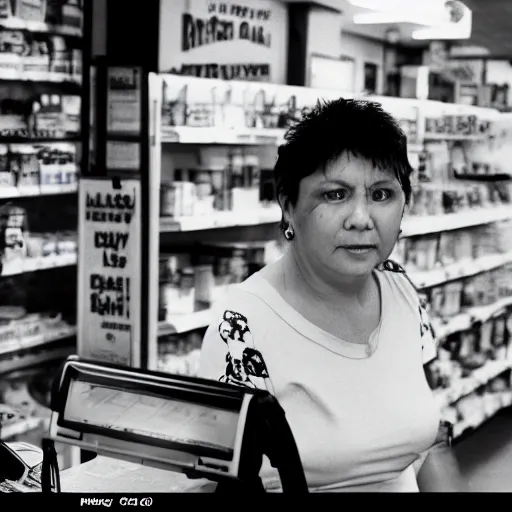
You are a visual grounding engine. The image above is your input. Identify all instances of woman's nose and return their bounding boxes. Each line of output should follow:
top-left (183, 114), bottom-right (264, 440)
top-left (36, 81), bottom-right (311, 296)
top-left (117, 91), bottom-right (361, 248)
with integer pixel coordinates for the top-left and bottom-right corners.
top-left (344, 200), bottom-right (374, 230)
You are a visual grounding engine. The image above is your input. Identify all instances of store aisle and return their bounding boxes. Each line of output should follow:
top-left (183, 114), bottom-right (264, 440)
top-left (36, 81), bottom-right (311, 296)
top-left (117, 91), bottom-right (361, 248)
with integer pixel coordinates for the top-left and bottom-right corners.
top-left (455, 408), bottom-right (512, 492)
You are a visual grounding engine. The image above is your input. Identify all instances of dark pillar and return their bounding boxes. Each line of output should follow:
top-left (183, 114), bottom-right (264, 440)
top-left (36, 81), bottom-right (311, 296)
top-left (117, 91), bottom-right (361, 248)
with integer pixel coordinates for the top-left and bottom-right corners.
top-left (286, 3), bottom-right (311, 86)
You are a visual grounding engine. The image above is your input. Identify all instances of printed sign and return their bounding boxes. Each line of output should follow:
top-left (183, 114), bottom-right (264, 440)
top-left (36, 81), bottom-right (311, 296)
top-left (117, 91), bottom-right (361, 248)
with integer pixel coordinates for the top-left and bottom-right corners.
top-left (159, 0), bottom-right (287, 83)
top-left (77, 179), bottom-right (141, 366)
top-left (107, 67), bottom-right (142, 134)
top-left (106, 141), bottom-right (141, 171)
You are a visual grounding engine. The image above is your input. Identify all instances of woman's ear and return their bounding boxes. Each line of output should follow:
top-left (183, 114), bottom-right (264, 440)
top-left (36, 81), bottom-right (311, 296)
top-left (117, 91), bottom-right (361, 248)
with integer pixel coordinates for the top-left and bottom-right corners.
top-left (278, 193), bottom-right (291, 222)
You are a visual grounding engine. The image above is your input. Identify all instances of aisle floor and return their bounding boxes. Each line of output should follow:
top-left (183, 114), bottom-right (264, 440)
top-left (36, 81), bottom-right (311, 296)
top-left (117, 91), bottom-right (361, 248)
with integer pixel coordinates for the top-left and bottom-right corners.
top-left (455, 408), bottom-right (512, 492)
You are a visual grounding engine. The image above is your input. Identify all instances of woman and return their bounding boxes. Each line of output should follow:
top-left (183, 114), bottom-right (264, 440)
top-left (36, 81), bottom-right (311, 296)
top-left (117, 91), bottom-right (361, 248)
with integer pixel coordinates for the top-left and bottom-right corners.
top-left (197, 98), bottom-right (465, 492)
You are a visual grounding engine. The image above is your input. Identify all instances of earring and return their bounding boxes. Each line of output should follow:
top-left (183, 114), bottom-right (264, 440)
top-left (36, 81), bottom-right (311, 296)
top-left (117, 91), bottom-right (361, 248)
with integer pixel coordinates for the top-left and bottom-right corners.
top-left (284, 224), bottom-right (295, 241)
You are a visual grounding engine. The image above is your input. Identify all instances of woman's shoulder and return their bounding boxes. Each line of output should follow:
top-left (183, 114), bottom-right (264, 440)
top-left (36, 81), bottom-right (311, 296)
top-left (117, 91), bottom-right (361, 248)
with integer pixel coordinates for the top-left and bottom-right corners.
top-left (209, 273), bottom-right (281, 330)
top-left (376, 259), bottom-right (420, 305)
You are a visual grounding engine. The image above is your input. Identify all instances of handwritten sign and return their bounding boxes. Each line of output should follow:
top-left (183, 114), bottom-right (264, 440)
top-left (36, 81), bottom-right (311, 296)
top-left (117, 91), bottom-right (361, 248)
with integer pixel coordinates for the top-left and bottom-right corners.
top-left (77, 179), bottom-right (142, 366)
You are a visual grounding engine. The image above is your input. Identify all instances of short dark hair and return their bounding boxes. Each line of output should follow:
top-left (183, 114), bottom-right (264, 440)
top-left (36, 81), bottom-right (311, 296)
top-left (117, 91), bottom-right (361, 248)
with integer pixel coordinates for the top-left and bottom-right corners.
top-left (274, 98), bottom-right (413, 215)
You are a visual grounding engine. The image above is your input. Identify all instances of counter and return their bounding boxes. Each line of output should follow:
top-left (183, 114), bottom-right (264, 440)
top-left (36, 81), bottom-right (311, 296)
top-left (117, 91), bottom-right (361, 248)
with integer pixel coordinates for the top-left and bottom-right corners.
top-left (61, 456), bottom-right (217, 493)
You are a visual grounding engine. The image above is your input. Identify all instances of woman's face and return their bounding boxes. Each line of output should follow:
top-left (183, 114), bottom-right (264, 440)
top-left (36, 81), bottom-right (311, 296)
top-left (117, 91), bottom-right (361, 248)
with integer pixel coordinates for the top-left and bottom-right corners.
top-left (284, 153), bottom-right (406, 282)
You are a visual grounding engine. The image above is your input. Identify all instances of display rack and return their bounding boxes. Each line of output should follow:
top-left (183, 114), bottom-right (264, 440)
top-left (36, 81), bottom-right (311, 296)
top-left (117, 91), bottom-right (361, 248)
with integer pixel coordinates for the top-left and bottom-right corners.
top-left (0, 4), bottom-right (82, 470)
top-left (142, 74), bottom-right (512, 441)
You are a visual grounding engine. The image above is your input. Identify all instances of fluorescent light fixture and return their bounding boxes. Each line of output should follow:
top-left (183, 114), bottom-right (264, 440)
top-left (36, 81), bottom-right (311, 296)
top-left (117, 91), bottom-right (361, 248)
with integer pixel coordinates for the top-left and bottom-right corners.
top-left (412, 5), bottom-right (472, 40)
top-left (353, 11), bottom-right (447, 25)
top-left (348, 0), bottom-right (406, 9)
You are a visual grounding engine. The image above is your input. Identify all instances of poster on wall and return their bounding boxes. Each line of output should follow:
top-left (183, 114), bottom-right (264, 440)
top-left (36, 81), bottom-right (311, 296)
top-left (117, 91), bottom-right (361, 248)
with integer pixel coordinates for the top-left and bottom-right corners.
top-left (77, 179), bottom-right (141, 367)
top-left (159, 0), bottom-right (287, 84)
top-left (107, 67), bottom-right (142, 135)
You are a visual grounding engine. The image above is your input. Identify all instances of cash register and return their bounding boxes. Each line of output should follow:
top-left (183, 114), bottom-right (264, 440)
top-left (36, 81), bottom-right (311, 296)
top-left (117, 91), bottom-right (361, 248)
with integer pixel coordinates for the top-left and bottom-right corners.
top-left (41, 356), bottom-right (308, 493)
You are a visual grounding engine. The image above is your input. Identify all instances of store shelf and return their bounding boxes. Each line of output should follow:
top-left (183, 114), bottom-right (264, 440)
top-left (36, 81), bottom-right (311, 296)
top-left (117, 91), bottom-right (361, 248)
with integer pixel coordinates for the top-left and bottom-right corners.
top-left (0, 183), bottom-right (77, 199)
top-left (0, 134), bottom-right (80, 143)
top-left (0, 416), bottom-right (44, 441)
top-left (159, 310), bottom-right (213, 336)
top-left (433, 295), bottom-right (512, 341)
top-left (453, 393), bottom-right (512, 439)
top-left (2, 253), bottom-right (77, 276)
top-left (161, 126), bottom-right (286, 145)
top-left (160, 205), bottom-right (281, 232)
top-left (434, 355), bottom-right (512, 409)
top-left (0, 345), bottom-right (74, 376)
top-left (0, 69), bottom-right (81, 84)
top-left (0, 325), bottom-right (76, 357)
top-left (409, 250), bottom-right (512, 289)
top-left (401, 206), bottom-right (512, 238)
top-left (424, 133), bottom-right (488, 142)
top-left (0, 18), bottom-right (82, 36)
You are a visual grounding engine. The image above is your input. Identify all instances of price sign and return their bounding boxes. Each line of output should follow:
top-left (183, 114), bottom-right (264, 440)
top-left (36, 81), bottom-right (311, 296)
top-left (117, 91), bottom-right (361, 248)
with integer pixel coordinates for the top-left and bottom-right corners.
top-left (77, 179), bottom-right (142, 366)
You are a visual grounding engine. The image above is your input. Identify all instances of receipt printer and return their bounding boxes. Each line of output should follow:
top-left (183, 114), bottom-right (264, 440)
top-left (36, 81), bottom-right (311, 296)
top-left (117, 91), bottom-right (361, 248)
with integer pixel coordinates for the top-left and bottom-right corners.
top-left (42, 356), bottom-right (308, 493)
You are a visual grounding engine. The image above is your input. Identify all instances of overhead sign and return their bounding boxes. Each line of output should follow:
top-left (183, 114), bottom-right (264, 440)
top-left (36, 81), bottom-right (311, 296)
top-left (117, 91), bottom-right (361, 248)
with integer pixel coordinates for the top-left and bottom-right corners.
top-left (158, 0), bottom-right (288, 83)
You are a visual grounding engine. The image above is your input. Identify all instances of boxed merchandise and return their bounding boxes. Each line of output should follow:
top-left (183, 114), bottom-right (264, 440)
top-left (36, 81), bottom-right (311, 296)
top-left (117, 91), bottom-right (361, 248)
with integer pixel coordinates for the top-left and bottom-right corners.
top-left (199, 241), bottom-right (266, 286)
top-left (37, 143), bottom-right (78, 188)
top-left (12, 0), bottom-right (47, 21)
top-left (479, 319), bottom-right (494, 354)
top-left (158, 330), bottom-right (204, 376)
top-left (442, 281), bottom-right (463, 317)
top-left (438, 232), bottom-right (456, 267)
top-left (452, 230), bottom-right (474, 263)
top-left (0, 205), bottom-right (28, 262)
top-left (160, 180), bottom-right (197, 218)
top-left (9, 145), bottom-right (39, 190)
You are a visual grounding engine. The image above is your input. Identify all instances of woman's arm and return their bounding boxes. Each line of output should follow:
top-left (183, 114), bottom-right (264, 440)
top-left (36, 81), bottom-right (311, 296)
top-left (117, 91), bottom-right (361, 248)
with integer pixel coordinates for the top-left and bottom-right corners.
top-left (416, 422), bottom-right (470, 492)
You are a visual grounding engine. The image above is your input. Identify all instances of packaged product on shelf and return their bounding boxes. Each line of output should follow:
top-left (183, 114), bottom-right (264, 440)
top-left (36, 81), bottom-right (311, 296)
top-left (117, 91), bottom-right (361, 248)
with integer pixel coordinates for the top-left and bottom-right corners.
top-left (461, 279), bottom-right (478, 309)
top-left (20, 32), bottom-right (51, 77)
top-left (32, 94), bottom-right (63, 137)
top-left (493, 219), bottom-right (512, 253)
top-left (12, 0), bottom-right (47, 21)
top-left (158, 330), bottom-right (204, 376)
top-left (37, 143), bottom-right (78, 188)
top-left (194, 263), bottom-right (215, 311)
top-left (0, 403), bottom-right (25, 429)
top-left (60, 95), bottom-right (80, 133)
top-left (61, 0), bottom-right (83, 31)
top-left (0, 306), bottom-right (24, 354)
top-left (9, 144), bottom-right (39, 191)
top-left (452, 229), bottom-right (474, 263)
top-left (437, 231), bottom-right (456, 267)
top-left (160, 180), bottom-right (196, 218)
top-left (56, 231), bottom-right (76, 255)
top-left (0, 205), bottom-right (28, 263)
top-left (32, 94), bottom-right (80, 138)
top-left (429, 286), bottom-right (445, 318)
top-left (493, 316), bottom-right (507, 349)
top-left (443, 281), bottom-right (463, 318)
top-left (423, 142), bottom-right (451, 182)
top-left (0, 144), bottom-right (15, 191)
top-left (413, 235), bottom-right (439, 271)
top-left (0, 97), bottom-right (28, 137)
top-left (193, 170), bottom-right (215, 216)
top-left (199, 241), bottom-right (266, 290)
top-left (409, 184), bottom-right (443, 216)
top-left (49, 35), bottom-right (70, 76)
top-left (479, 319), bottom-right (494, 355)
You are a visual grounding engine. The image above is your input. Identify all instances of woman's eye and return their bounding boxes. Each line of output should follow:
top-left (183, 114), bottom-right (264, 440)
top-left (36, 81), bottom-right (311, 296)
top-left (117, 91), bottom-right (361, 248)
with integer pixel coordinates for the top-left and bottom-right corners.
top-left (324, 190), bottom-right (348, 202)
top-left (372, 189), bottom-right (392, 202)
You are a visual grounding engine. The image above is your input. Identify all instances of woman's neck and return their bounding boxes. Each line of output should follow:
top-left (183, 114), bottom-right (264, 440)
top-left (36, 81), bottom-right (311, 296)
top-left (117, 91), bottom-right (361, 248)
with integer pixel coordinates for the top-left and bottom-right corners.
top-left (280, 247), bottom-right (376, 309)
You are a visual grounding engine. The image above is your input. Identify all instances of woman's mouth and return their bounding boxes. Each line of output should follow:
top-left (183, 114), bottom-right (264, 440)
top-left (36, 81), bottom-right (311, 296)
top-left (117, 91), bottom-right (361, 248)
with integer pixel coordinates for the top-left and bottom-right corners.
top-left (339, 245), bottom-right (377, 255)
